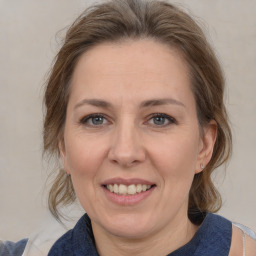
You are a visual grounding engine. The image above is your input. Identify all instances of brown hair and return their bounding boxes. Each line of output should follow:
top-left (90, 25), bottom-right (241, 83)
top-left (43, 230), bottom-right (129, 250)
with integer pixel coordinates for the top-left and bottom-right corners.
top-left (44, 0), bottom-right (232, 221)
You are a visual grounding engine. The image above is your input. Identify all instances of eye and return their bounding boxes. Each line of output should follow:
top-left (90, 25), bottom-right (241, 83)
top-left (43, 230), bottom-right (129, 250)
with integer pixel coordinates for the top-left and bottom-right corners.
top-left (80, 114), bottom-right (109, 127)
top-left (148, 113), bottom-right (176, 127)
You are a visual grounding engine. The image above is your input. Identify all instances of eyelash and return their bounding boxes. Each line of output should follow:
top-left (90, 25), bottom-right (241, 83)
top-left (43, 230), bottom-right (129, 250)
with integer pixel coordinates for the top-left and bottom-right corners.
top-left (80, 113), bottom-right (109, 127)
top-left (80, 113), bottom-right (176, 127)
top-left (147, 113), bottom-right (176, 127)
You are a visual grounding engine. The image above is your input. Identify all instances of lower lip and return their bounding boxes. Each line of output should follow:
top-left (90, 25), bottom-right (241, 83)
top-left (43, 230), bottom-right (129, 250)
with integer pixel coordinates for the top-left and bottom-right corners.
top-left (102, 186), bottom-right (156, 206)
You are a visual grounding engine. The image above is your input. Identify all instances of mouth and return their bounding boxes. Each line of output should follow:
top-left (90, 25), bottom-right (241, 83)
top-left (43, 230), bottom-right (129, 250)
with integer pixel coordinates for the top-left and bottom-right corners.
top-left (103, 184), bottom-right (156, 196)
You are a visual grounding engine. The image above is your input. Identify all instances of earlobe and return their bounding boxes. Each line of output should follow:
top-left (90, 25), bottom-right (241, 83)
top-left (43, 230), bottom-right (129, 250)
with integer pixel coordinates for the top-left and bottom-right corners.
top-left (196, 120), bottom-right (217, 173)
top-left (59, 139), bottom-right (66, 159)
top-left (58, 139), bottom-right (70, 174)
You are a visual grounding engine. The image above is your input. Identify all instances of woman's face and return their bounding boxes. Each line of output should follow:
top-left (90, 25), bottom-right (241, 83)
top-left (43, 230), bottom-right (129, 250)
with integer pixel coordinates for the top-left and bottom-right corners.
top-left (60, 39), bottom-right (216, 239)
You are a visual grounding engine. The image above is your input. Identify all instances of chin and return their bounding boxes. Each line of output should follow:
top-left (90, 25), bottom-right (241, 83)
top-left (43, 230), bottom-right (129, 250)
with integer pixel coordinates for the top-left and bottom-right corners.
top-left (107, 224), bottom-right (153, 239)
top-left (101, 212), bottom-right (156, 239)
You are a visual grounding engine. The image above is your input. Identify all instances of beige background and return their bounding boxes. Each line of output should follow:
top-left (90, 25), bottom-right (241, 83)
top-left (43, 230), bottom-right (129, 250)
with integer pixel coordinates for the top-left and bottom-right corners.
top-left (0, 0), bottom-right (255, 241)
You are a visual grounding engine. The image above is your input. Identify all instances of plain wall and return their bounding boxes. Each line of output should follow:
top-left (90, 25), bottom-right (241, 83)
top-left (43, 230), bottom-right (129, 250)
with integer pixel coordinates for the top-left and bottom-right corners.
top-left (0, 0), bottom-right (255, 241)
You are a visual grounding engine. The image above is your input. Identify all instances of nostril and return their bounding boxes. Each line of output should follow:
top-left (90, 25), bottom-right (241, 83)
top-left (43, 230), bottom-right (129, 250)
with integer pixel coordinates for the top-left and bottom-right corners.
top-left (108, 151), bottom-right (143, 167)
top-left (107, 133), bottom-right (146, 166)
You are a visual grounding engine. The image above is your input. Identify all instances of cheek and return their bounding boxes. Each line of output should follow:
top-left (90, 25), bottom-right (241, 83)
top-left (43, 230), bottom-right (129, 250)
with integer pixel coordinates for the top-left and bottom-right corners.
top-left (63, 133), bottom-right (109, 210)
top-left (148, 133), bottom-right (199, 183)
top-left (64, 132), bottom-right (107, 178)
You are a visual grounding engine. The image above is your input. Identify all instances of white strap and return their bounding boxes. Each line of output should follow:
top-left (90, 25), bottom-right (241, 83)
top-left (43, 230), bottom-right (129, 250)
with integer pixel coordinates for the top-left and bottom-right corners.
top-left (242, 230), bottom-right (245, 256)
top-left (233, 223), bottom-right (256, 240)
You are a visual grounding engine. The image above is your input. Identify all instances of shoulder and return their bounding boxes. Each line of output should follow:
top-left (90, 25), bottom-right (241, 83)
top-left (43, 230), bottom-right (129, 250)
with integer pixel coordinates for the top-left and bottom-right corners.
top-left (198, 214), bottom-right (256, 256)
top-left (233, 223), bottom-right (256, 239)
top-left (0, 238), bottom-right (28, 256)
top-left (229, 224), bottom-right (256, 256)
top-left (245, 233), bottom-right (256, 256)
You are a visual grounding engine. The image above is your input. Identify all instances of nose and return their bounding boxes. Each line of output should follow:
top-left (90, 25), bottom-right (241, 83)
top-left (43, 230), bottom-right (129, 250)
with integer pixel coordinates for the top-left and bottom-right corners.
top-left (108, 121), bottom-right (146, 167)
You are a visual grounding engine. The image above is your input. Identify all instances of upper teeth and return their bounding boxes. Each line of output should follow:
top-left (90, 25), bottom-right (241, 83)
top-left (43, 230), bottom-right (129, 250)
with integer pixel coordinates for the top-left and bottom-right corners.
top-left (106, 184), bottom-right (152, 195)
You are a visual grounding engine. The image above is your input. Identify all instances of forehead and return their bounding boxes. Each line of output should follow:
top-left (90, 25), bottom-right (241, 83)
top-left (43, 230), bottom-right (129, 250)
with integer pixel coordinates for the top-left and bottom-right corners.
top-left (69, 39), bottom-right (193, 107)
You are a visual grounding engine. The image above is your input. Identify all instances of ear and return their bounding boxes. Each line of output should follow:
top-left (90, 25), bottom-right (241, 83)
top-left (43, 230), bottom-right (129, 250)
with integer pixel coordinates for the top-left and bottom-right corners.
top-left (59, 139), bottom-right (70, 174)
top-left (196, 120), bottom-right (217, 174)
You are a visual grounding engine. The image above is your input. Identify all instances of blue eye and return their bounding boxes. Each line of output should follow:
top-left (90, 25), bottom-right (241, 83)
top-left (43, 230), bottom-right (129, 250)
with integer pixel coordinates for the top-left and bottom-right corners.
top-left (81, 114), bottom-right (108, 126)
top-left (149, 113), bottom-right (175, 126)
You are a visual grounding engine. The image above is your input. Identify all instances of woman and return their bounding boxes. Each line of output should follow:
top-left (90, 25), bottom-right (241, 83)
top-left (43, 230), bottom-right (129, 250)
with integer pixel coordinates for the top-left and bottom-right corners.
top-left (1, 0), bottom-right (256, 255)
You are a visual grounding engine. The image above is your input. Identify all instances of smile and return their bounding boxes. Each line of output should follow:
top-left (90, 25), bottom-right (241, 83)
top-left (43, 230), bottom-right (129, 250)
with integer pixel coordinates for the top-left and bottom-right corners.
top-left (105, 184), bottom-right (154, 195)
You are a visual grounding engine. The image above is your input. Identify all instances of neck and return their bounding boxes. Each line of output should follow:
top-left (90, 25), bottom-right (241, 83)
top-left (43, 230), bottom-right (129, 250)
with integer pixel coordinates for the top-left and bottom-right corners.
top-left (92, 213), bottom-right (198, 256)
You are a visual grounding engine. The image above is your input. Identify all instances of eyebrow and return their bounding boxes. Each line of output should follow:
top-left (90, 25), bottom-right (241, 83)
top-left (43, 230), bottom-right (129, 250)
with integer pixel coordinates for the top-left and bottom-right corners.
top-left (74, 99), bottom-right (112, 109)
top-left (140, 98), bottom-right (185, 108)
top-left (74, 98), bottom-right (185, 110)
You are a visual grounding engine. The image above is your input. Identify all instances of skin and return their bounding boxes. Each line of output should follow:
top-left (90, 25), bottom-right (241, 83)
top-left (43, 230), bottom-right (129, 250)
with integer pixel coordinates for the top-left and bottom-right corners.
top-left (229, 226), bottom-right (256, 256)
top-left (60, 39), bottom-right (218, 255)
